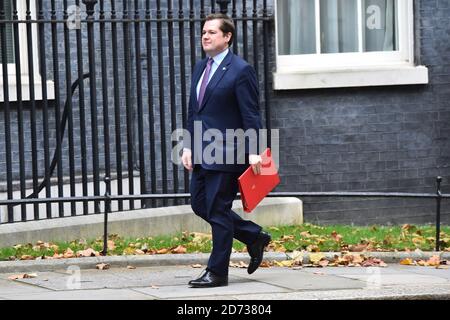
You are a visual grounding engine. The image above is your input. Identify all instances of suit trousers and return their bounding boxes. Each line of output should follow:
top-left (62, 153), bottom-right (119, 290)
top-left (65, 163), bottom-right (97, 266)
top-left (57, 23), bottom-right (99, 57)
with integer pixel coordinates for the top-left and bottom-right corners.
top-left (190, 165), bottom-right (262, 276)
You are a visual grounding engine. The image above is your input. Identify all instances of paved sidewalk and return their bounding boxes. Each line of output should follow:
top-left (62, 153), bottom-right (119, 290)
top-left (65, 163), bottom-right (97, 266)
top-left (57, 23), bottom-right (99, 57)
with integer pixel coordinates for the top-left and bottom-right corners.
top-left (1, 260), bottom-right (449, 300)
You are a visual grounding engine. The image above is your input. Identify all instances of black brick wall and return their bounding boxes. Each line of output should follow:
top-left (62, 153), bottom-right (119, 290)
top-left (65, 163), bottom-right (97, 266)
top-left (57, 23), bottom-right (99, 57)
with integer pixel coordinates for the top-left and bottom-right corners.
top-left (270, 0), bottom-right (450, 225)
top-left (0, 0), bottom-right (448, 225)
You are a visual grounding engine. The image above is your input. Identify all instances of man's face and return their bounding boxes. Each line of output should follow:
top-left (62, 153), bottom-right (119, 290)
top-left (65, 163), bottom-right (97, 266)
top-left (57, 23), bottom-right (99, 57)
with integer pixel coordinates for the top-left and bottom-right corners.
top-left (202, 19), bottom-right (231, 56)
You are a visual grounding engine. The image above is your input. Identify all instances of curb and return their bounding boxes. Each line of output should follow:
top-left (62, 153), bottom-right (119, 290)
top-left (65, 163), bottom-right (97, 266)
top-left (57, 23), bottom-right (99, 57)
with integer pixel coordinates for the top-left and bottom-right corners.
top-left (1, 251), bottom-right (449, 273)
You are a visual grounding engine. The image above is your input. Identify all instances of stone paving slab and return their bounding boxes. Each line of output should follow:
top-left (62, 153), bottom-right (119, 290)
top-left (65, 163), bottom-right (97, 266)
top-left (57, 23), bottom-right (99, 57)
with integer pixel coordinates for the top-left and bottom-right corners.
top-left (0, 277), bottom-right (52, 296)
top-left (1, 288), bottom-right (155, 300)
top-left (132, 281), bottom-right (290, 299)
top-left (386, 266), bottom-right (450, 280)
top-left (299, 266), bottom-right (409, 275)
top-left (11, 270), bottom-right (125, 291)
top-left (1, 264), bottom-right (450, 300)
top-left (235, 285), bottom-right (450, 300)
top-left (337, 274), bottom-right (450, 286)
top-left (231, 267), bottom-right (367, 291)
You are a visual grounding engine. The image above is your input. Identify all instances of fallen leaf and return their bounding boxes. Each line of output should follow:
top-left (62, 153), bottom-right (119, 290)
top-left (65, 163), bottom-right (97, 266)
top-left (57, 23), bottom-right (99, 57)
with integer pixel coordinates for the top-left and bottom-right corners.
top-left (306, 245), bottom-right (320, 252)
top-left (191, 232), bottom-right (212, 244)
top-left (20, 255), bottom-right (35, 260)
top-left (273, 260), bottom-right (295, 267)
top-left (426, 255), bottom-right (441, 267)
top-left (331, 231), bottom-right (343, 242)
top-left (402, 224), bottom-right (416, 232)
top-left (230, 261), bottom-right (249, 268)
top-left (96, 263), bottom-right (110, 270)
top-left (127, 266), bottom-right (136, 269)
top-left (286, 250), bottom-right (303, 263)
top-left (348, 244), bottom-right (368, 252)
top-left (171, 245), bottom-right (187, 254)
top-left (156, 248), bottom-right (169, 254)
top-left (8, 273), bottom-right (38, 280)
top-left (122, 247), bottom-right (135, 255)
top-left (260, 260), bottom-right (272, 268)
top-left (107, 240), bottom-right (116, 251)
top-left (280, 235), bottom-right (295, 242)
top-left (400, 258), bottom-right (414, 265)
top-left (134, 249), bottom-right (145, 255)
top-left (300, 231), bottom-right (311, 238)
top-left (191, 264), bottom-right (202, 268)
top-left (417, 260), bottom-right (428, 266)
top-left (309, 253), bottom-right (325, 264)
top-left (63, 248), bottom-right (75, 258)
top-left (76, 248), bottom-right (99, 257)
top-left (318, 259), bottom-right (329, 267)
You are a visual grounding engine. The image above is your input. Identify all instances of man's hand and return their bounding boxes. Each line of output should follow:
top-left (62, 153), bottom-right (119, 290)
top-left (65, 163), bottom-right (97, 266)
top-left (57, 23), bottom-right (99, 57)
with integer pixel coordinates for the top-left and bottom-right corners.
top-left (181, 148), bottom-right (193, 171)
top-left (249, 154), bottom-right (262, 175)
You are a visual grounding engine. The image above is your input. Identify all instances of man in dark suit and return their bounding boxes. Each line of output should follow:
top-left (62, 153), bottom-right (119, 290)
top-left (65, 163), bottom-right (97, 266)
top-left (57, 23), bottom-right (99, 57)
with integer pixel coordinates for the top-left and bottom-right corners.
top-left (181, 13), bottom-right (271, 288)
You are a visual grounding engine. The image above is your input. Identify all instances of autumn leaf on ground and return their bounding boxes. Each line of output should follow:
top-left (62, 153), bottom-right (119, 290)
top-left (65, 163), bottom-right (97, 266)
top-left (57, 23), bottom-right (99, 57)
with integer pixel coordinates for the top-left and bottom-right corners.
top-left (362, 258), bottom-right (387, 267)
top-left (286, 250), bottom-right (304, 264)
top-left (402, 224), bottom-right (417, 232)
top-left (107, 240), bottom-right (116, 251)
top-left (171, 245), bottom-right (187, 254)
top-left (400, 258), bottom-right (414, 265)
top-left (96, 263), bottom-right (110, 270)
top-left (63, 248), bottom-right (75, 259)
top-left (134, 249), bottom-right (146, 255)
top-left (156, 248), bottom-right (169, 254)
top-left (426, 255), bottom-right (441, 267)
top-left (127, 266), bottom-right (136, 269)
top-left (122, 247), bottom-right (135, 255)
top-left (306, 245), bottom-right (320, 252)
top-left (229, 261), bottom-right (248, 268)
top-left (8, 273), bottom-right (38, 280)
top-left (273, 260), bottom-right (295, 267)
top-left (318, 259), bottom-right (329, 267)
top-left (20, 255), bottom-right (34, 260)
top-left (191, 232), bottom-right (212, 244)
top-left (191, 264), bottom-right (202, 268)
top-left (331, 231), bottom-right (343, 242)
top-left (300, 231), bottom-right (311, 238)
top-left (280, 235), bottom-right (295, 242)
top-left (76, 248), bottom-right (99, 257)
top-left (269, 242), bottom-right (287, 253)
top-left (348, 244), bottom-right (368, 252)
top-left (309, 253), bottom-right (325, 264)
top-left (260, 260), bottom-right (272, 268)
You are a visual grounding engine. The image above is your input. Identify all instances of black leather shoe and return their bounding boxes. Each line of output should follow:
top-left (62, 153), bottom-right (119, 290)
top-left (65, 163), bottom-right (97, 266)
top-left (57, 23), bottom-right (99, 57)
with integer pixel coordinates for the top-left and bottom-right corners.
top-left (188, 269), bottom-right (228, 288)
top-left (247, 231), bottom-right (271, 274)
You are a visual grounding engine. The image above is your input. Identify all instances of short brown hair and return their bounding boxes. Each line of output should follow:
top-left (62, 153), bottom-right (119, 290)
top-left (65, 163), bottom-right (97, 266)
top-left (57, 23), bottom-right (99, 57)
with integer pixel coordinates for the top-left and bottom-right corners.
top-left (204, 13), bottom-right (235, 46)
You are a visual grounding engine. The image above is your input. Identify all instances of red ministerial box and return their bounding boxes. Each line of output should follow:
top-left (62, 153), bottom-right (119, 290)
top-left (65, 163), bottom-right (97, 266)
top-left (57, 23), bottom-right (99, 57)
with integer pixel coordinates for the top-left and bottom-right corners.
top-left (238, 148), bottom-right (280, 213)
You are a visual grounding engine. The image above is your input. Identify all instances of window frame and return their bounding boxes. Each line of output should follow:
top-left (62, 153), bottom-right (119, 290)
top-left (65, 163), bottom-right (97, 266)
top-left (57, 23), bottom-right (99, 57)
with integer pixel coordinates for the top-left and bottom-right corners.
top-left (0, 0), bottom-right (55, 102)
top-left (273, 0), bottom-right (428, 90)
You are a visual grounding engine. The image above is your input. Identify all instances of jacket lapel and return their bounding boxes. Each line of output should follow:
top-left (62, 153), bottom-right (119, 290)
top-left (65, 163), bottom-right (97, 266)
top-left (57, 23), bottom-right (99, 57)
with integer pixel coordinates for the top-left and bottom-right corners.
top-left (198, 51), bottom-right (233, 112)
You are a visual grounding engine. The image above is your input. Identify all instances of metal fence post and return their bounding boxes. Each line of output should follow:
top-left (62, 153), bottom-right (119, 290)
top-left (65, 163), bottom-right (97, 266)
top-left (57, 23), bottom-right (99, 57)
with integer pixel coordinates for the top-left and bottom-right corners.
top-left (216, 0), bottom-right (231, 13)
top-left (436, 176), bottom-right (442, 252)
top-left (102, 176), bottom-right (111, 256)
top-left (82, 0), bottom-right (101, 213)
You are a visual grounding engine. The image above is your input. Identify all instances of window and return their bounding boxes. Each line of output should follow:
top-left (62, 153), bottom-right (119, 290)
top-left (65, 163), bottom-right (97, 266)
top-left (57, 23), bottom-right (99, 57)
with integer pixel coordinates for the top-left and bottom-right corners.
top-left (0, 0), bottom-right (54, 102)
top-left (274, 0), bottom-right (428, 90)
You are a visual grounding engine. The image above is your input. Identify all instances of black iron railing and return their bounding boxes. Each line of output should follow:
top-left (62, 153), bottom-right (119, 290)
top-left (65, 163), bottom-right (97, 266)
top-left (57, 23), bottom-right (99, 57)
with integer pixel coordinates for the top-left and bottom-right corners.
top-left (0, 1), bottom-right (448, 254)
top-left (0, 0), bottom-right (272, 223)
